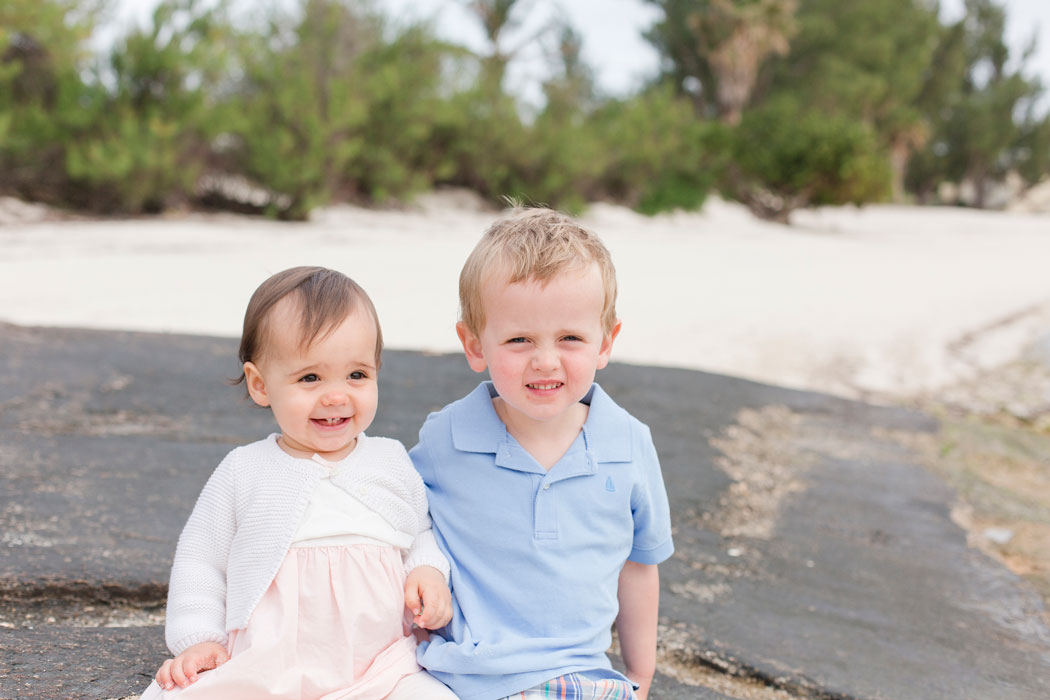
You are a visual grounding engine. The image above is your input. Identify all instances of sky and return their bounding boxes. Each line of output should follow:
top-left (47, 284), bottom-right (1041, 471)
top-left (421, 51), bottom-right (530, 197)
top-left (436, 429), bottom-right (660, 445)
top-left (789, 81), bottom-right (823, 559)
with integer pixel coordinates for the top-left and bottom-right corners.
top-left (111, 0), bottom-right (1050, 105)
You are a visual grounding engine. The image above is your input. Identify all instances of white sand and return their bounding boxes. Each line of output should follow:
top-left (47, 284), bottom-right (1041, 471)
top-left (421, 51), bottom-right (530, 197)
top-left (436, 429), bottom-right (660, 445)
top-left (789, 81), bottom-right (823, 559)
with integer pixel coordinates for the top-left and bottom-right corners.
top-left (1, 194), bottom-right (1048, 402)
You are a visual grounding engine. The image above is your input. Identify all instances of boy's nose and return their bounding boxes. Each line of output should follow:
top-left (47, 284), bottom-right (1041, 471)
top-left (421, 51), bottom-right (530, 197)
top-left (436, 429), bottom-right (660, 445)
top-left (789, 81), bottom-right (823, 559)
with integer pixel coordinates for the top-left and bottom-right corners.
top-left (531, 347), bottom-right (559, 371)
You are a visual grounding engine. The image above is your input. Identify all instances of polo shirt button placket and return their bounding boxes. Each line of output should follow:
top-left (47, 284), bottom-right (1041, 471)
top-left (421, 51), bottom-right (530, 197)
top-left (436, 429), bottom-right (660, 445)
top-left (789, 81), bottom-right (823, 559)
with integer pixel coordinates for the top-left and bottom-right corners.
top-left (534, 478), bottom-right (559, 540)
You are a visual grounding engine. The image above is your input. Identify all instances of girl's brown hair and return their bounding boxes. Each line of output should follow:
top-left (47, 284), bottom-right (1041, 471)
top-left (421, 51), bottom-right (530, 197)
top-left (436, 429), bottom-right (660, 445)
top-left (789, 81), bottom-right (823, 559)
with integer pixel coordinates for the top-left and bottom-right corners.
top-left (233, 267), bottom-right (383, 393)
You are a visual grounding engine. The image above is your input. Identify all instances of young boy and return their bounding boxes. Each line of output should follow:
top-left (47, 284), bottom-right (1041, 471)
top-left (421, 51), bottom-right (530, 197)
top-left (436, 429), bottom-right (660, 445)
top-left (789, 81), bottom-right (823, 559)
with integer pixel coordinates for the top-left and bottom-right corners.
top-left (406, 208), bottom-right (674, 700)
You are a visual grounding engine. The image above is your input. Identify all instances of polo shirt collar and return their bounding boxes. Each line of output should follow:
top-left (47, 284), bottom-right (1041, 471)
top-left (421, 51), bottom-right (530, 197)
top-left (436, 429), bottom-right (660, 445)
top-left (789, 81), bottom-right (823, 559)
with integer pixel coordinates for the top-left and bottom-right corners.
top-left (450, 381), bottom-right (632, 464)
top-left (450, 382), bottom-right (506, 454)
top-left (579, 383), bottom-right (632, 463)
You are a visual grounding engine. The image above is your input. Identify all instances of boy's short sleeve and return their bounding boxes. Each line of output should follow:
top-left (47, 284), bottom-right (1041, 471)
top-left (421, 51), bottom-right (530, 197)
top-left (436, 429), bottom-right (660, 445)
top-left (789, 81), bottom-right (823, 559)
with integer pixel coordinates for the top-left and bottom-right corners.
top-left (408, 413), bottom-right (440, 487)
top-left (628, 423), bottom-right (674, 565)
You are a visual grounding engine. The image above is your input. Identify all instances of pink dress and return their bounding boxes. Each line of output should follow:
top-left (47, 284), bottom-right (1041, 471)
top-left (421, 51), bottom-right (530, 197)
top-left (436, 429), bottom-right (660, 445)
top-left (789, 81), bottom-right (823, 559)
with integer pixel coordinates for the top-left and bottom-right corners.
top-left (140, 458), bottom-right (429, 700)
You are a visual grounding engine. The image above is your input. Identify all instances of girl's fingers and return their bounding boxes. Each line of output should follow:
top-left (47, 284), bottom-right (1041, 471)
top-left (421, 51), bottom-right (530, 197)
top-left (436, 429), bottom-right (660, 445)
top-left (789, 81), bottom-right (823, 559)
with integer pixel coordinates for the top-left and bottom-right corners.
top-left (202, 649), bottom-right (217, 670)
top-left (404, 582), bottom-right (422, 616)
top-left (184, 655), bottom-right (200, 684)
top-left (170, 657), bottom-right (190, 688)
top-left (206, 647), bottom-right (229, 670)
top-left (156, 659), bottom-right (174, 689)
top-left (421, 600), bottom-right (451, 629)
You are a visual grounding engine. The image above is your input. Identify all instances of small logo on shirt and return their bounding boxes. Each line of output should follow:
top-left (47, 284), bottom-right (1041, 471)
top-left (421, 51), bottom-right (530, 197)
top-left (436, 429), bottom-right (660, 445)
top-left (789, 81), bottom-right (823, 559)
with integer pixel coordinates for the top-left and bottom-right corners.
top-left (605, 476), bottom-right (616, 492)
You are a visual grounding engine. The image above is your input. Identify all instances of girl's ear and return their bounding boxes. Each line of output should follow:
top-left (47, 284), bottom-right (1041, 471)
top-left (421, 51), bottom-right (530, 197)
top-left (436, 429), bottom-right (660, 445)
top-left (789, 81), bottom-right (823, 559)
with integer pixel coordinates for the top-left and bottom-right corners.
top-left (595, 320), bottom-right (622, 371)
top-left (243, 362), bottom-right (271, 407)
top-left (456, 322), bottom-right (488, 374)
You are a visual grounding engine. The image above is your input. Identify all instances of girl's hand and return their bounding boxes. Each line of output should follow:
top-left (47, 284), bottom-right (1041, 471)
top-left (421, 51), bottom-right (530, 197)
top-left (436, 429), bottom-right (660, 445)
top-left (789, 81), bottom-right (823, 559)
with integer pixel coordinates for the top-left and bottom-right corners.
top-left (155, 641), bottom-right (229, 690)
top-left (404, 565), bottom-right (453, 630)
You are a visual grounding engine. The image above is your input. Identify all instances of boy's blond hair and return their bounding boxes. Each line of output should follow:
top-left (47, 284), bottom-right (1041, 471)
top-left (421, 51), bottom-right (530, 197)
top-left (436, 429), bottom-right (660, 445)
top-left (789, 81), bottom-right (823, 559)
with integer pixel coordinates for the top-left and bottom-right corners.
top-left (459, 208), bottom-right (618, 336)
top-left (234, 266), bottom-right (383, 395)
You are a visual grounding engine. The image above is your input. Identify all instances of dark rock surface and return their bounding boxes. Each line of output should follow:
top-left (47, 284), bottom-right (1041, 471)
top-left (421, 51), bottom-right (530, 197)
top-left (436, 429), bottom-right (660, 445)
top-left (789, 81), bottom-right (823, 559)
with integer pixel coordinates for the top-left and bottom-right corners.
top-left (0, 626), bottom-right (165, 700)
top-left (2, 324), bottom-right (1049, 699)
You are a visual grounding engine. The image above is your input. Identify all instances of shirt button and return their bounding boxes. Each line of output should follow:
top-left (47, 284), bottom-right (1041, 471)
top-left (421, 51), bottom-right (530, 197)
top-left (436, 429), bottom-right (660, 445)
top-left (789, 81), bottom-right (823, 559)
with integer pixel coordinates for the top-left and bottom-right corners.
top-left (542, 483), bottom-right (550, 490)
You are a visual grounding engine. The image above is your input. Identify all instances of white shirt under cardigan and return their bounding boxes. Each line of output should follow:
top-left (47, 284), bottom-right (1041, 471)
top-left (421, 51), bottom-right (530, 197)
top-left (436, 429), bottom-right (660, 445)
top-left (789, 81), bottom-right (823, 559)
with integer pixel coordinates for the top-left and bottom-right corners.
top-left (164, 433), bottom-right (450, 655)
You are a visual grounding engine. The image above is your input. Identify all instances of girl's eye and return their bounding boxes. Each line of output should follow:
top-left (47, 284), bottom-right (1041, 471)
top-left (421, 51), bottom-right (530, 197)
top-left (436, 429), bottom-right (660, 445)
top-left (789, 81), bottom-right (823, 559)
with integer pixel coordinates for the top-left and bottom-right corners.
top-left (507, 337), bottom-right (528, 344)
top-left (299, 373), bottom-right (320, 383)
top-left (562, 335), bottom-right (583, 342)
top-left (349, 371), bottom-right (367, 380)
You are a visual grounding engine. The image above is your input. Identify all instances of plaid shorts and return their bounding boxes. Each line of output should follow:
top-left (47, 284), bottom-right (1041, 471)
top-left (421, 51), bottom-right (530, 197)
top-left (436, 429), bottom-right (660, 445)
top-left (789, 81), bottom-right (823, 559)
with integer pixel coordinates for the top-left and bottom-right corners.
top-left (498, 673), bottom-right (636, 699)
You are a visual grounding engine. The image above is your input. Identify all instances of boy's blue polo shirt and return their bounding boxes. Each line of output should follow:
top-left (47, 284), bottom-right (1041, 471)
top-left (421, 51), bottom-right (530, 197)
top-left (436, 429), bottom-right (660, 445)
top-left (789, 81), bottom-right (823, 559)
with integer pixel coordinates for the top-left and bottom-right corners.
top-left (410, 381), bottom-right (674, 700)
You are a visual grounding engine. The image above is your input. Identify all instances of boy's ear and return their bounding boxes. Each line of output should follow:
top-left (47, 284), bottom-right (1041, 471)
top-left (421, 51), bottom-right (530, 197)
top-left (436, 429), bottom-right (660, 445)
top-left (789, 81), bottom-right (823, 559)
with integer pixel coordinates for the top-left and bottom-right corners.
top-left (456, 321), bottom-right (488, 374)
top-left (596, 320), bottom-right (622, 371)
top-left (243, 361), bottom-right (271, 407)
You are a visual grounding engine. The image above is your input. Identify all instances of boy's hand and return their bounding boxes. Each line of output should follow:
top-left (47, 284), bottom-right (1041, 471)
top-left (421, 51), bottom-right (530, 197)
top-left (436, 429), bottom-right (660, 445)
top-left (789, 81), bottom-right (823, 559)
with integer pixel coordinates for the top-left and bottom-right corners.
top-left (155, 641), bottom-right (229, 690)
top-left (404, 565), bottom-right (452, 630)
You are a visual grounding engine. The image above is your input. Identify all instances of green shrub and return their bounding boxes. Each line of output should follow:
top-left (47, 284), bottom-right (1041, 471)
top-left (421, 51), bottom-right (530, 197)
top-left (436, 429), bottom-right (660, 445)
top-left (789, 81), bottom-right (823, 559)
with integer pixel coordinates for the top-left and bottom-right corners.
top-left (345, 26), bottom-right (461, 203)
top-left (591, 86), bottom-right (728, 214)
top-left (67, 0), bottom-right (232, 213)
top-left (224, 0), bottom-right (377, 219)
top-left (0, 0), bottom-right (100, 203)
top-left (0, 0), bottom-right (234, 213)
top-left (225, 1), bottom-right (462, 218)
top-left (730, 96), bottom-right (890, 221)
top-left (427, 84), bottom-right (531, 208)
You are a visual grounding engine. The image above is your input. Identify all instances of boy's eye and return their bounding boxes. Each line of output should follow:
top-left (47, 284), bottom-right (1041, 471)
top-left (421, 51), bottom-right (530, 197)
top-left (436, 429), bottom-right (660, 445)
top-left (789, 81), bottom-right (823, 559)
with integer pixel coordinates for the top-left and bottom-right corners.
top-left (298, 373), bottom-right (320, 383)
top-left (507, 337), bottom-right (528, 344)
top-left (562, 335), bottom-right (583, 342)
top-left (349, 371), bottom-right (367, 380)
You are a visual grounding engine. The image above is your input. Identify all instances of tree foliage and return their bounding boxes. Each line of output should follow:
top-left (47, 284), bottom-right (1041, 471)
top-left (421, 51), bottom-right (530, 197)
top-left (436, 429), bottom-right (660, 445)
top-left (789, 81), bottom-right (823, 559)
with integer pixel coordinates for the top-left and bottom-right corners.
top-left (69, 0), bottom-right (232, 212)
top-left (730, 96), bottom-right (890, 221)
top-left (0, 0), bottom-right (103, 203)
top-left (229, 0), bottom-right (390, 218)
top-left (906, 0), bottom-right (1047, 206)
top-left (592, 86), bottom-right (728, 214)
top-left (2, 0), bottom-right (1046, 220)
top-left (765, 0), bottom-right (942, 199)
top-left (645, 0), bottom-right (797, 123)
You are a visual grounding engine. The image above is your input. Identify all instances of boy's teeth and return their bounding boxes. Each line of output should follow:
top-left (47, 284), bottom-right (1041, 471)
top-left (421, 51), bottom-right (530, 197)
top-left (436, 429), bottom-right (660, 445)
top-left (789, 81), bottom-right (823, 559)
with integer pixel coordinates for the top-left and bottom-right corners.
top-left (530, 383), bottom-right (559, 390)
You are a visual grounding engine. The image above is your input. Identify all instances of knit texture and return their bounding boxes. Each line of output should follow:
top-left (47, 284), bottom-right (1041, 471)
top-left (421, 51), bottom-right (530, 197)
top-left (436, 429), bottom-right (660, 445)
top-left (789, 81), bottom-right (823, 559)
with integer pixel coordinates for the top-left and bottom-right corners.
top-left (164, 433), bottom-right (449, 655)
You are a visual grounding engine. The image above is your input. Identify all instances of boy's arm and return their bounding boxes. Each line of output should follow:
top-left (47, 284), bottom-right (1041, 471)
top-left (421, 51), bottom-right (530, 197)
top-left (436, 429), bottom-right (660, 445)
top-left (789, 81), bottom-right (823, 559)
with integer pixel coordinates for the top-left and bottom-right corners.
top-left (616, 560), bottom-right (660, 700)
top-left (618, 421), bottom-right (673, 699)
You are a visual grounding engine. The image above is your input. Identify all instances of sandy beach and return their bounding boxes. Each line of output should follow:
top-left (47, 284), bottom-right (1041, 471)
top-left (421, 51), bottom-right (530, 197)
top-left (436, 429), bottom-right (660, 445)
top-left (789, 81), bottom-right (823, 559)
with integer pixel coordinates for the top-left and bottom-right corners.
top-left (1, 193), bottom-right (1048, 404)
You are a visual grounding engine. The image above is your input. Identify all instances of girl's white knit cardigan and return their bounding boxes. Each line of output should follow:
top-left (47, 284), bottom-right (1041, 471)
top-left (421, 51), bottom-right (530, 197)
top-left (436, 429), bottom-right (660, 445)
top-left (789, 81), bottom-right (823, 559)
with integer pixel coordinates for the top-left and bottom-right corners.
top-left (164, 433), bottom-right (449, 655)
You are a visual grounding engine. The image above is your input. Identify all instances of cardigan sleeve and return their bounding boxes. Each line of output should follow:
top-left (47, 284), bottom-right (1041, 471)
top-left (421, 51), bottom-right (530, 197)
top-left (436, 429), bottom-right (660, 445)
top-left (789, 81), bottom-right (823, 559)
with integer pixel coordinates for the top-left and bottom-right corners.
top-left (397, 444), bottom-right (450, 581)
top-left (403, 519), bottom-right (450, 582)
top-left (164, 454), bottom-right (238, 655)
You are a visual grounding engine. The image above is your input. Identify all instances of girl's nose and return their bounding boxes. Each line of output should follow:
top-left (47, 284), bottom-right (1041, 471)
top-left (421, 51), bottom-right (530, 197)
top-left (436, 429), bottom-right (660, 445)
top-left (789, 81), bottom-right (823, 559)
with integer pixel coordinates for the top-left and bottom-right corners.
top-left (321, 389), bottom-right (350, 406)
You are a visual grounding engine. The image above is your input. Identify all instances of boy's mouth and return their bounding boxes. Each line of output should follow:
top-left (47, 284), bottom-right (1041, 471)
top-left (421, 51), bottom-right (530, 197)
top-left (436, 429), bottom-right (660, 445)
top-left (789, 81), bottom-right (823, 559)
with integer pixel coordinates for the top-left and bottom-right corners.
top-left (527, 382), bottom-right (562, 391)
